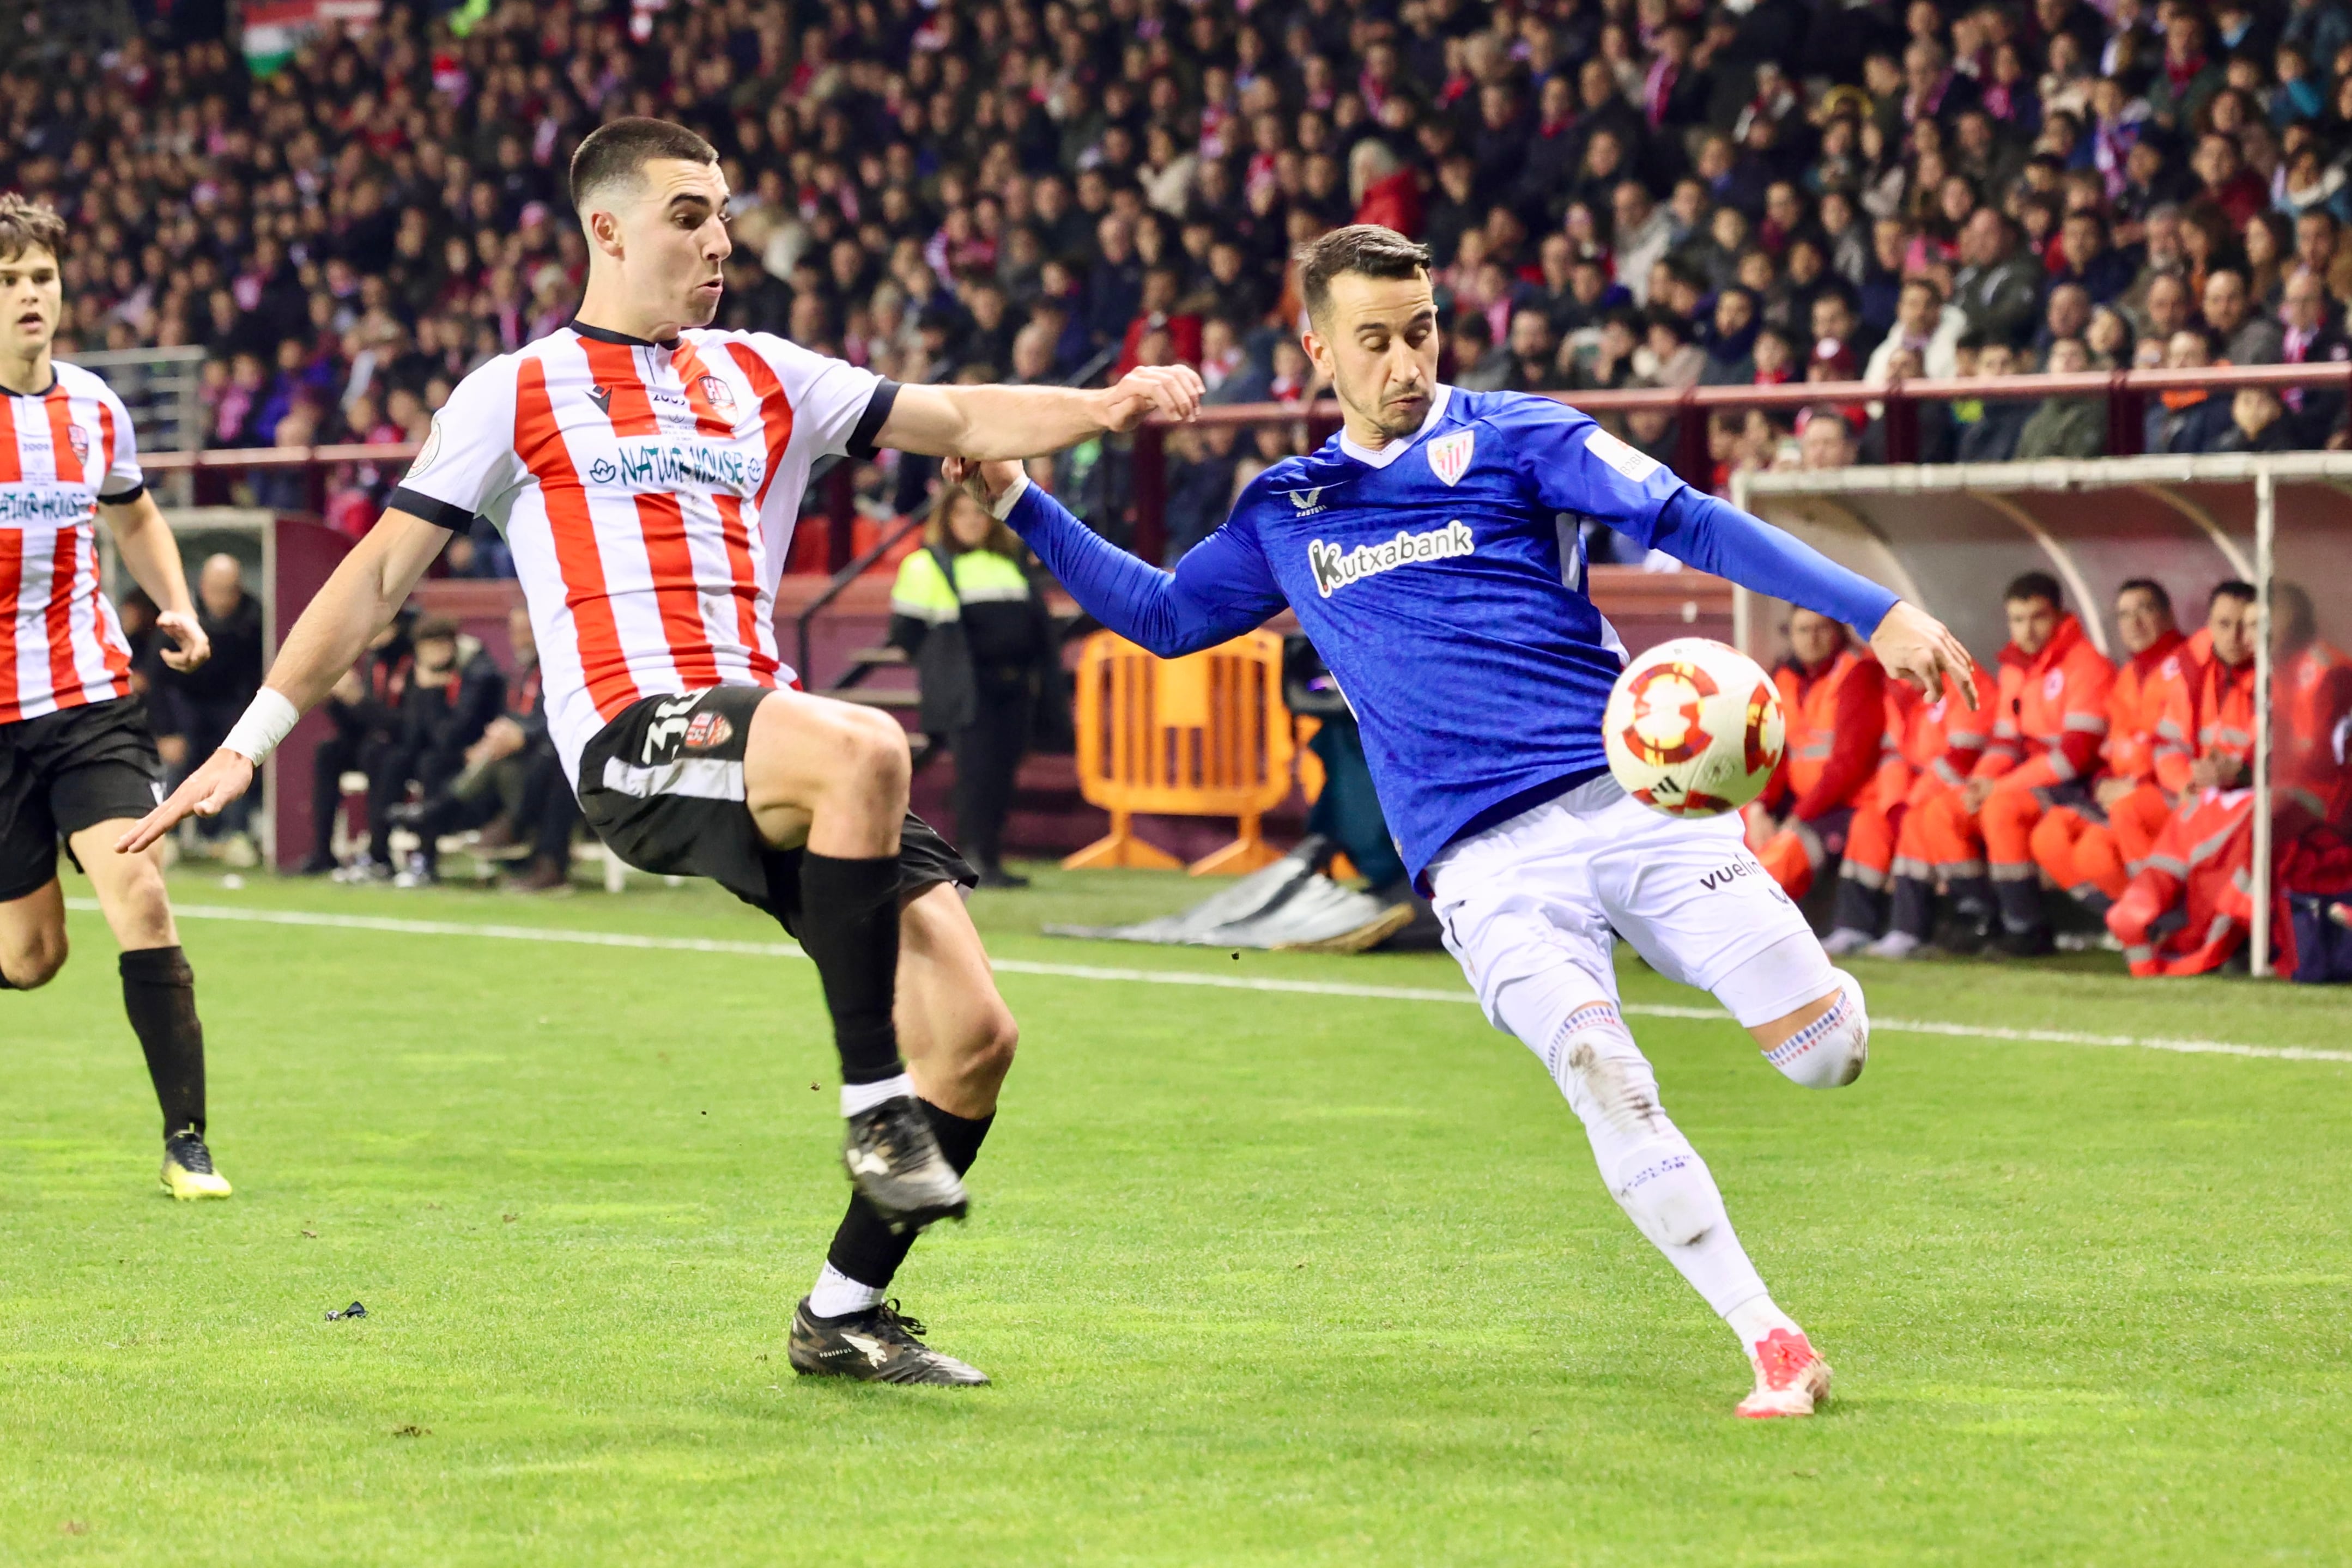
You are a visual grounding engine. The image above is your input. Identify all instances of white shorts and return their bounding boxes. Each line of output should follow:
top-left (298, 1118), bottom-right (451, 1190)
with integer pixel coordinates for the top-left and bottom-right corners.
top-left (1427, 775), bottom-right (1835, 1034)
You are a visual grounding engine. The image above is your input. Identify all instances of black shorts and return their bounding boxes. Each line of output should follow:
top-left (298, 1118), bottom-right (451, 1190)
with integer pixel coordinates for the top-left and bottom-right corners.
top-left (575, 685), bottom-right (974, 937)
top-left (0, 697), bottom-right (167, 903)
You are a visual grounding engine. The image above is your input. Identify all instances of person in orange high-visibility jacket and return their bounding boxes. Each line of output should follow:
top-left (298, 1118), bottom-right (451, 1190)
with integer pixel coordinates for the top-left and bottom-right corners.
top-left (1748, 609), bottom-right (1886, 901)
top-left (1825, 659), bottom-right (1996, 953)
top-left (2111, 582), bottom-right (2352, 976)
top-left (2109, 582), bottom-right (2262, 975)
top-left (2270, 582), bottom-right (2352, 830)
top-left (2030, 578), bottom-right (2195, 917)
top-left (1912, 573), bottom-right (2113, 955)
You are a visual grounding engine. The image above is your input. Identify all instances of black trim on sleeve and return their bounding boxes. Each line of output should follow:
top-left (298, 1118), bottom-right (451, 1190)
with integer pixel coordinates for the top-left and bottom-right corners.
top-left (845, 379), bottom-right (901, 460)
top-left (388, 487), bottom-right (477, 532)
top-left (95, 482), bottom-right (146, 507)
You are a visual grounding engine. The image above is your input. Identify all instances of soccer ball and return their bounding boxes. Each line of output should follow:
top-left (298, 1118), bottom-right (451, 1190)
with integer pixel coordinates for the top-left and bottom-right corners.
top-left (1603, 637), bottom-right (1784, 818)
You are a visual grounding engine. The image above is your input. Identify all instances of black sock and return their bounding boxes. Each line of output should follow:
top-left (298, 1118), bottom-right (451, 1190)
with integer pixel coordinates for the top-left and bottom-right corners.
top-left (823, 1102), bottom-right (994, 1297)
top-left (121, 946), bottom-right (205, 1138)
top-left (796, 851), bottom-right (907, 1085)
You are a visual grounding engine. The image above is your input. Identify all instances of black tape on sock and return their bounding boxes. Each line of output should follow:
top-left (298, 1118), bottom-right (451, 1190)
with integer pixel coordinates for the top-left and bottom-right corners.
top-left (120, 945), bottom-right (205, 1138)
top-left (826, 1103), bottom-right (995, 1290)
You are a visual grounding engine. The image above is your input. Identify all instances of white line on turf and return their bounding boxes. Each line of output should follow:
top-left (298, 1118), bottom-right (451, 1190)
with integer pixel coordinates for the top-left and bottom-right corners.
top-left (77, 899), bottom-right (2351, 1066)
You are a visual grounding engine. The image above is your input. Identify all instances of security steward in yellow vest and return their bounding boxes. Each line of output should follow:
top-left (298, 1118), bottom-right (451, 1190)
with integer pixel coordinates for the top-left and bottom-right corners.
top-left (889, 487), bottom-right (1065, 888)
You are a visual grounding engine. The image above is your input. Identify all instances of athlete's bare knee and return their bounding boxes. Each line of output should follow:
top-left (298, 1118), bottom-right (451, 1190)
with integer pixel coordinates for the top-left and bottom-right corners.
top-left (962, 1002), bottom-right (1019, 1090)
top-left (1, 923), bottom-right (68, 989)
top-left (827, 706), bottom-right (911, 797)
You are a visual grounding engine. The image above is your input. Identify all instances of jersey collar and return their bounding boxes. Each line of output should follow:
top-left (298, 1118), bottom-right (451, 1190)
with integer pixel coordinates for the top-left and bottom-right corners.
top-left (572, 320), bottom-right (679, 351)
top-left (1336, 383), bottom-right (1452, 469)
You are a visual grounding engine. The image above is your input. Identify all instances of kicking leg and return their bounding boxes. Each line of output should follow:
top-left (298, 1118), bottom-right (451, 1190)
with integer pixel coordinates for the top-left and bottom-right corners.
top-left (793, 881), bottom-right (1014, 1385)
top-left (1486, 959), bottom-right (1831, 1418)
top-left (70, 822), bottom-right (229, 1199)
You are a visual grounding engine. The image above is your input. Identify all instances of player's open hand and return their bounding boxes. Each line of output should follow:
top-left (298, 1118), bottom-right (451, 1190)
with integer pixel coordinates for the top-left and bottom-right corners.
top-left (1869, 601), bottom-right (1977, 707)
top-left (942, 455), bottom-right (1026, 506)
top-left (155, 609), bottom-right (212, 673)
top-left (118, 748), bottom-right (255, 854)
top-left (1095, 364), bottom-right (1204, 433)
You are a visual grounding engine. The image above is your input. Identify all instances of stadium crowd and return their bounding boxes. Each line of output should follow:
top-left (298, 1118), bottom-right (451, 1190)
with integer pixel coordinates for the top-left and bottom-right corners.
top-left (4, 0), bottom-right (2345, 962)
top-left (10, 0), bottom-right (2352, 565)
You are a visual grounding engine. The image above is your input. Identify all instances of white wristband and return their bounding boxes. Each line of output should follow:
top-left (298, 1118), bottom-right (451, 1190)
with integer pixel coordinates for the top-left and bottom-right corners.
top-left (222, 688), bottom-right (301, 765)
top-left (986, 472), bottom-right (1032, 521)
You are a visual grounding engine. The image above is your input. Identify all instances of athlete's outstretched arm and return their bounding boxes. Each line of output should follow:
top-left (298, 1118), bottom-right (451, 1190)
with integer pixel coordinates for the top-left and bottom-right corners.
top-left (945, 458), bottom-right (1282, 657)
top-left (880, 365), bottom-right (1204, 460)
top-left (1650, 489), bottom-right (1977, 705)
top-left (118, 509), bottom-right (452, 851)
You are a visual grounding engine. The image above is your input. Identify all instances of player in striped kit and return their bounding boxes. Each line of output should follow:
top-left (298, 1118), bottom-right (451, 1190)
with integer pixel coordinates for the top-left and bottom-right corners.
top-left (131, 119), bottom-right (1204, 1384)
top-left (0, 195), bottom-right (231, 1199)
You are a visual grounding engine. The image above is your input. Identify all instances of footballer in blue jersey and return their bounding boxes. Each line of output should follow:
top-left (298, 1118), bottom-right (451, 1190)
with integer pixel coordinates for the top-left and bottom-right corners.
top-left (947, 225), bottom-right (1977, 1419)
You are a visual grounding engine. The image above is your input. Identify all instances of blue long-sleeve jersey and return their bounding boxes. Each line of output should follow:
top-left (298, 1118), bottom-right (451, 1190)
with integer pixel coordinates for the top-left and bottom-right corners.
top-left (1005, 385), bottom-right (1900, 882)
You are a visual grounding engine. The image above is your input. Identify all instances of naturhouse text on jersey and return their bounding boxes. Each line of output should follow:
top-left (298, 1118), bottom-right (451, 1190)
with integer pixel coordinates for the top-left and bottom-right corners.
top-left (1307, 519), bottom-right (1476, 598)
top-left (581, 438), bottom-right (767, 496)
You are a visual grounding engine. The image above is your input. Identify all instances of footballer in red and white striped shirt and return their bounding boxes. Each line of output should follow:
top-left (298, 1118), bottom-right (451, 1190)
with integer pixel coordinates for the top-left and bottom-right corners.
top-left (142, 119), bottom-right (1205, 1381)
top-left (0, 192), bottom-right (231, 1201)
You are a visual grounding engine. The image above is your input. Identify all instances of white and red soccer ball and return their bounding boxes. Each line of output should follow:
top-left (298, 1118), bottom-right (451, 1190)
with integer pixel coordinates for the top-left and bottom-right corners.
top-left (1603, 637), bottom-right (1785, 818)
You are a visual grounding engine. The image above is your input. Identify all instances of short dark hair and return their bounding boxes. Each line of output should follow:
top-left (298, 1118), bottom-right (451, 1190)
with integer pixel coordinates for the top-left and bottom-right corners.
top-left (0, 193), bottom-right (67, 263)
top-left (2209, 578), bottom-right (2258, 607)
top-left (2117, 577), bottom-right (2173, 614)
top-left (569, 117), bottom-right (719, 208)
top-left (1293, 223), bottom-right (1431, 322)
top-left (2004, 570), bottom-right (2065, 609)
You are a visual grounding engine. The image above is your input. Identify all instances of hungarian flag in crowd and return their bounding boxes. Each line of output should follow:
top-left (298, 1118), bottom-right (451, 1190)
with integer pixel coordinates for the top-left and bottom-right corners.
top-left (237, 0), bottom-right (383, 75)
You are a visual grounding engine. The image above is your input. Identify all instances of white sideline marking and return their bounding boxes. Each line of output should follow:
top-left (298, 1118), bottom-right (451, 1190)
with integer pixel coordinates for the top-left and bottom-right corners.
top-left (76, 900), bottom-right (2352, 1066)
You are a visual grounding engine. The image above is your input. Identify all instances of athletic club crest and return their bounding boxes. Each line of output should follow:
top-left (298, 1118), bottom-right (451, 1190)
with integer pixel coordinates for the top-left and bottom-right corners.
top-left (693, 374), bottom-right (737, 410)
top-left (683, 710), bottom-right (734, 751)
top-left (1426, 429), bottom-right (1474, 486)
top-left (65, 425), bottom-right (89, 460)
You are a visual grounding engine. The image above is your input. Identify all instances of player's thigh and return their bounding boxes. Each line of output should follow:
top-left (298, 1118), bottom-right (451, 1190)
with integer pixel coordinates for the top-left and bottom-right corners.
top-left (1427, 818), bottom-right (1618, 1032)
top-left (65, 822), bottom-right (177, 950)
top-left (743, 688), bottom-right (910, 849)
top-left (893, 880), bottom-right (1016, 1117)
top-left (1591, 795), bottom-right (1816, 1001)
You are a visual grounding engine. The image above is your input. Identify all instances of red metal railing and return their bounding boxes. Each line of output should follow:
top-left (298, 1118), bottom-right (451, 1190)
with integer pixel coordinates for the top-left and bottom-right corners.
top-left (1130, 360), bottom-right (2352, 562)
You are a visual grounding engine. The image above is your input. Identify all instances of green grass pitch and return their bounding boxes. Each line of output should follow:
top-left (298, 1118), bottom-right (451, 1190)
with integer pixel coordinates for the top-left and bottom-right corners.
top-left (3, 862), bottom-right (2350, 1565)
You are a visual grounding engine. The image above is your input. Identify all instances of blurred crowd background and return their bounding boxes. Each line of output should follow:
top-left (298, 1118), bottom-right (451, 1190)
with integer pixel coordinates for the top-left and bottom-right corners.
top-left (9, 0), bottom-right (2352, 571)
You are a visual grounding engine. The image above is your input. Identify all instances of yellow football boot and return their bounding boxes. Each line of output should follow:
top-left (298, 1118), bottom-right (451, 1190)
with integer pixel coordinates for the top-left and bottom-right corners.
top-left (160, 1130), bottom-right (232, 1200)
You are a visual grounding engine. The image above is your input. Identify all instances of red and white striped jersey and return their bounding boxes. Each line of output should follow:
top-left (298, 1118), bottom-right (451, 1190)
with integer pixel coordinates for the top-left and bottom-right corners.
top-left (0, 361), bottom-right (143, 726)
top-left (389, 323), bottom-right (892, 784)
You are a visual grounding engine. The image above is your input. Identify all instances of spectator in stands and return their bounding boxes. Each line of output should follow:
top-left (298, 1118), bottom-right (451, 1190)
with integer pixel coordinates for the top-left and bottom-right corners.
top-left (1953, 211), bottom-right (2044, 348)
top-left (2015, 338), bottom-right (2106, 458)
top-left (2278, 268), bottom-right (2352, 441)
top-left (1955, 340), bottom-right (2033, 461)
top-left (889, 487), bottom-right (1066, 890)
top-left (2147, 330), bottom-right (2236, 453)
top-left (2204, 269), bottom-right (2284, 365)
top-left (2210, 385), bottom-right (2299, 452)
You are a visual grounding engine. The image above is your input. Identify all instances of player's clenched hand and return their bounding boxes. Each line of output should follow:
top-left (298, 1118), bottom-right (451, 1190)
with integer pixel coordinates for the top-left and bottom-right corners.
top-left (941, 454), bottom-right (1026, 505)
top-left (1094, 364), bottom-right (1204, 433)
top-left (155, 609), bottom-right (212, 673)
top-left (117, 749), bottom-right (254, 854)
top-left (1869, 601), bottom-right (1977, 707)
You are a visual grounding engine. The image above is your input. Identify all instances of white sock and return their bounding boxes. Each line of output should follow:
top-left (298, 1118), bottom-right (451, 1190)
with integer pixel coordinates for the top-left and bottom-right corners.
top-left (1725, 1294), bottom-right (1803, 1350)
top-left (808, 1261), bottom-right (886, 1319)
top-left (841, 1072), bottom-right (914, 1118)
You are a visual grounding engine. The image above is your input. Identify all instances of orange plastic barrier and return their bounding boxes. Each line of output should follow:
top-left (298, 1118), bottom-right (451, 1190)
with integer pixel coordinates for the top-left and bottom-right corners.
top-left (1065, 630), bottom-right (1297, 875)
